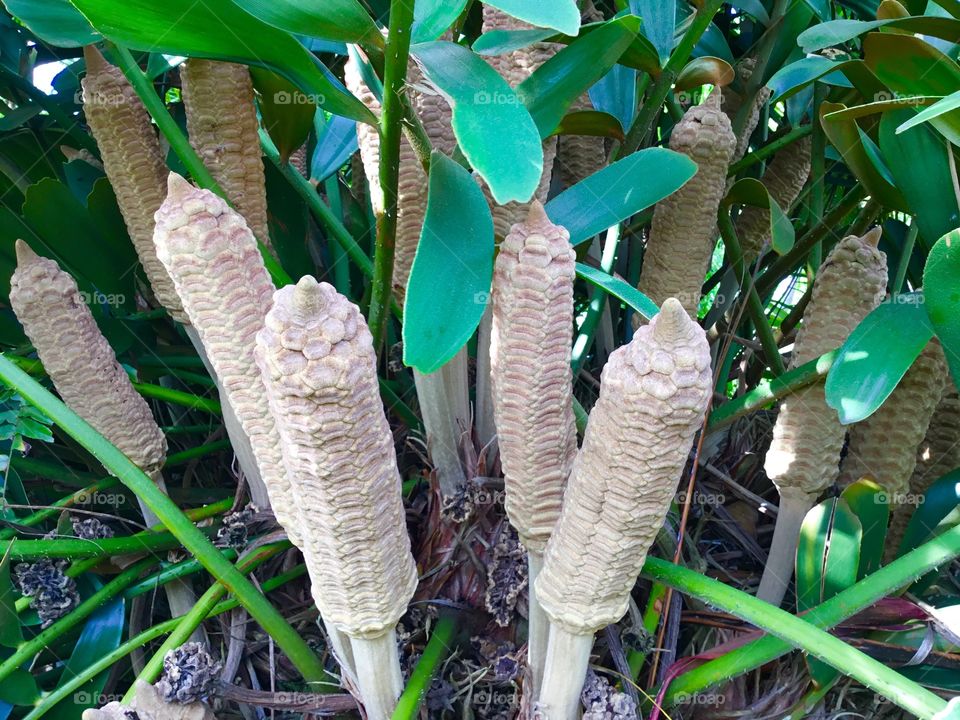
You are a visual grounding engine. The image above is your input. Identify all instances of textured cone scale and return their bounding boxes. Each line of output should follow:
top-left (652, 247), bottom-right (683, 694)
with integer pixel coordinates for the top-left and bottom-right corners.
top-left (638, 91), bottom-right (736, 316)
top-left (153, 174), bottom-right (299, 543)
top-left (490, 203), bottom-right (577, 554)
top-left (722, 57), bottom-right (773, 161)
top-left (81, 46), bottom-right (188, 324)
top-left (536, 299), bottom-right (712, 634)
top-left (764, 229), bottom-right (888, 498)
top-left (735, 136), bottom-right (812, 259)
top-left (9, 241), bottom-right (167, 476)
top-left (180, 59), bottom-right (271, 250)
top-left (255, 277), bottom-right (418, 638)
top-left (840, 340), bottom-right (947, 498)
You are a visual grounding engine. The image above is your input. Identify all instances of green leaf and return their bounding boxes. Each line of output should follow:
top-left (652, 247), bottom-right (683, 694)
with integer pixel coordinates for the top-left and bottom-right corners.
top-left (310, 112), bottom-right (358, 183)
top-left (483, 0), bottom-right (581, 36)
top-left (575, 263), bottom-right (659, 320)
top-left (251, 68), bottom-right (315, 163)
top-left (825, 297), bottom-right (934, 425)
top-left (403, 152), bottom-right (494, 373)
top-left (0, 545), bottom-right (21, 649)
top-left (0, 669), bottom-right (39, 705)
top-left (549, 110), bottom-right (625, 142)
top-left (0, 0), bottom-right (99, 46)
top-left (412, 0), bottom-right (469, 43)
top-left (724, 178), bottom-right (796, 255)
top-left (798, 16), bottom-right (960, 53)
top-left (231, 0), bottom-right (380, 45)
top-left (411, 41), bottom-right (543, 204)
top-left (898, 470), bottom-right (960, 559)
top-left (675, 56), bottom-right (735, 92)
top-left (767, 56), bottom-right (854, 102)
top-left (67, 0), bottom-right (375, 125)
top-left (629, 0), bottom-right (676, 63)
top-left (880, 110), bottom-right (960, 248)
top-left (841, 478), bottom-right (890, 579)
top-left (473, 27), bottom-right (558, 56)
top-left (545, 147), bottom-right (697, 246)
top-left (518, 15), bottom-right (640, 137)
top-left (896, 90), bottom-right (960, 135)
top-left (924, 229), bottom-right (960, 391)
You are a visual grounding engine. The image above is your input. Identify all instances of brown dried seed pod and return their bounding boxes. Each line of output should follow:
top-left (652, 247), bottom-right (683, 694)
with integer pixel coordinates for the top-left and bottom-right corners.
top-left (735, 136), bottom-right (812, 259)
top-left (839, 340), bottom-right (948, 498)
top-left (638, 91), bottom-right (736, 316)
top-left (536, 299), bottom-right (712, 635)
top-left (490, 202), bottom-right (577, 555)
top-left (81, 46), bottom-right (188, 324)
top-left (722, 57), bottom-right (773, 161)
top-left (153, 174), bottom-right (299, 544)
top-left (255, 276), bottom-right (417, 637)
top-left (180, 59), bottom-right (271, 250)
top-left (9, 241), bottom-right (167, 476)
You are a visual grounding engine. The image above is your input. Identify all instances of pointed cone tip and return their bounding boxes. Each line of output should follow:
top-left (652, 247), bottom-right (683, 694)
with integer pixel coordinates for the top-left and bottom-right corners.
top-left (292, 275), bottom-right (323, 317)
top-left (166, 172), bottom-right (195, 202)
top-left (862, 226), bottom-right (882, 248)
top-left (82, 45), bottom-right (109, 74)
top-left (14, 240), bottom-right (39, 266)
top-left (526, 200), bottom-right (549, 226)
top-left (652, 298), bottom-right (689, 342)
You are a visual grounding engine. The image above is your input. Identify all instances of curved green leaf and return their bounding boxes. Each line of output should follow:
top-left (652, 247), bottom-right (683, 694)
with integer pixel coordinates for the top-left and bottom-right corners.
top-left (896, 89), bottom-right (960, 135)
top-left (545, 147), bottom-right (697, 246)
top-left (924, 229), bottom-right (960, 391)
top-left (767, 57), bottom-right (856, 102)
top-left (799, 15), bottom-right (960, 53)
top-left (629, 0), bottom-right (676, 63)
top-left (310, 113), bottom-right (358, 183)
top-left (826, 297), bottom-right (934, 425)
top-left (1, 0), bottom-right (99, 46)
top-left (549, 110), bottom-right (625, 141)
top-left (251, 68), bottom-right (315, 163)
top-left (675, 56), bottom-right (735, 92)
top-left (411, 41), bottom-right (542, 204)
top-left (483, 0), bottom-right (581, 36)
top-left (724, 177), bottom-right (795, 255)
top-left (899, 471), bottom-right (960, 559)
top-left (575, 262), bottom-right (659, 320)
top-left (841, 478), bottom-right (890, 579)
top-left (403, 152), bottom-right (494, 373)
top-left (473, 28), bottom-right (556, 56)
top-left (231, 0), bottom-right (380, 45)
top-left (412, 0), bottom-right (469, 43)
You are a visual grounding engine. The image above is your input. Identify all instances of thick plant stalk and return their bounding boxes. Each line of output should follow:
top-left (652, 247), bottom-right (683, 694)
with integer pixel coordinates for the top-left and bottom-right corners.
top-left (722, 57), bottom-right (773, 162)
top-left (535, 299), bottom-right (712, 719)
top-left (759, 229), bottom-right (888, 605)
top-left (80, 46), bottom-right (187, 324)
top-left (735, 136), bottom-right (812, 259)
top-left (255, 277), bottom-right (418, 718)
top-left (180, 59), bottom-right (271, 251)
top-left (153, 173), bottom-right (297, 538)
top-left (638, 91), bottom-right (736, 317)
top-left (489, 202), bottom-right (577, 693)
top-left (9, 241), bottom-right (200, 627)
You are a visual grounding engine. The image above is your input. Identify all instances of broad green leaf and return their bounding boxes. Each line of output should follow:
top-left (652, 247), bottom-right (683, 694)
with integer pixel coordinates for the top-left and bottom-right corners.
top-left (231, 0), bottom-right (380, 45)
top-left (629, 0), bottom-right (676, 63)
top-left (473, 28), bottom-right (557, 56)
top-left (310, 112), bottom-right (359, 183)
top-left (67, 0), bottom-right (375, 125)
top-left (841, 478), bottom-right (890, 578)
top-left (0, 105), bottom-right (41, 132)
top-left (896, 89), bottom-right (960, 135)
top-left (264, 163), bottom-right (313, 279)
top-left (694, 21), bottom-right (735, 65)
top-left (826, 297), bottom-right (934, 425)
top-left (733, 0), bottom-right (771, 23)
top-left (899, 471), bottom-right (960, 592)
top-left (767, 57), bottom-right (855, 102)
top-left (799, 15), bottom-right (960, 53)
top-left (411, 41), bottom-right (542, 204)
top-left (518, 15), bottom-right (641, 137)
top-left (483, 0), bottom-right (581, 36)
top-left (724, 178), bottom-right (796, 255)
top-left (1, 0), bottom-right (99, 46)
top-left (0, 669), bottom-right (39, 705)
top-left (675, 56), bottom-right (735, 92)
top-left (251, 68), bottom-right (315, 163)
top-left (550, 110), bottom-right (625, 142)
top-left (575, 263), bottom-right (659, 320)
top-left (924, 229), bottom-right (960, 390)
top-left (412, 0), bottom-right (469, 43)
top-left (0, 545), bottom-right (21, 648)
top-left (403, 152), bottom-right (494, 373)
top-left (880, 110), bottom-right (960, 247)
top-left (589, 63), bottom-right (637, 133)
top-left (545, 147), bottom-right (697, 246)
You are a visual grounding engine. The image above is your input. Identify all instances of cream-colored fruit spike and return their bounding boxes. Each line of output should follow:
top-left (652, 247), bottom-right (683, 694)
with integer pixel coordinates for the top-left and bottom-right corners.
top-left (180, 59), bottom-right (271, 251)
top-left (536, 299), bottom-right (712, 635)
top-left (255, 277), bottom-right (418, 638)
top-left (722, 57), bottom-right (773, 161)
top-left (764, 229), bottom-right (888, 497)
top-left (153, 173), bottom-right (299, 545)
top-left (9, 241), bottom-right (167, 476)
top-left (81, 46), bottom-right (188, 324)
top-left (638, 90), bottom-right (736, 316)
top-left (490, 202), bottom-right (578, 554)
top-left (840, 340), bottom-right (947, 497)
top-left (736, 136), bottom-right (812, 260)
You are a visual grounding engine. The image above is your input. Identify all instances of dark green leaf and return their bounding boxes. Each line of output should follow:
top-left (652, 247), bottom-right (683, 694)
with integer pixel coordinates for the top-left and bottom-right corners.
top-left (575, 263), bottom-right (659, 320)
top-left (67, 0), bottom-right (375, 125)
top-left (799, 16), bottom-right (960, 53)
top-left (310, 112), bottom-right (358, 183)
top-left (733, 0), bottom-right (771, 23)
top-left (724, 178), bottom-right (796, 255)
top-left (231, 0), bottom-right (380, 45)
top-left (518, 15), bottom-right (641, 137)
top-left (0, 545), bottom-right (21, 648)
top-left (767, 57), bottom-right (855, 102)
top-left (0, 669), bottom-right (39, 705)
top-left (924, 229), bottom-right (960, 391)
top-left (403, 152), bottom-right (494, 373)
top-left (545, 147), bottom-right (697, 246)
top-left (826, 297), bottom-right (934, 425)
top-left (483, 0), bottom-right (581, 36)
top-left (898, 470), bottom-right (960, 560)
top-left (412, 0), bottom-right (469, 43)
top-left (1, 0), bottom-right (99, 46)
top-left (549, 110), bottom-right (625, 142)
top-left (0, 105), bottom-right (41, 131)
top-left (629, 0), bottom-right (676, 63)
top-left (841, 478), bottom-right (890, 579)
top-left (589, 63), bottom-right (637, 133)
top-left (264, 163), bottom-right (313, 279)
top-left (251, 68), bottom-right (315, 163)
top-left (411, 41), bottom-right (542, 204)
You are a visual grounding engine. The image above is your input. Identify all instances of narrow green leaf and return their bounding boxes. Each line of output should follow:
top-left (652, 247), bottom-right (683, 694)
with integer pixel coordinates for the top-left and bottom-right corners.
top-left (924, 229), bottom-right (960, 391)
top-left (403, 152), bottom-right (494, 373)
top-left (799, 16), bottom-right (960, 53)
top-left (231, 0), bottom-right (380, 45)
top-left (545, 147), bottom-right (697, 246)
top-left (0, 0), bottom-right (99, 46)
top-left (251, 68), bottom-right (315, 163)
top-left (518, 15), bottom-right (641, 137)
top-left (67, 0), bottom-right (375, 125)
top-left (411, 41), bottom-right (543, 204)
top-left (473, 28), bottom-right (557, 56)
top-left (724, 178), bottom-right (796, 255)
top-left (575, 263), bottom-right (659, 320)
top-left (896, 90), bottom-right (960, 135)
top-left (0, 545), bottom-right (21, 648)
top-left (898, 470), bottom-right (960, 559)
top-left (841, 479), bottom-right (890, 579)
top-left (483, 0), bottom-right (581, 36)
top-left (826, 297), bottom-right (934, 425)
top-left (412, 0), bottom-right (469, 43)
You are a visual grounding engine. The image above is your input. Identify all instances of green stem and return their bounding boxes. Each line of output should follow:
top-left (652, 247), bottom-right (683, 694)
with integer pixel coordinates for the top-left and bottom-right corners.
top-left (642, 557), bottom-right (946, 719)
top-left (0, 355), bottom-right (328, 685)
top-left (0, 477), bottom-right (120, 541)
top-left (391, 615), bottom-right (458, 720)
top-left (727, 125), bottom-right (813, 176)
top-left (8, 526), bottom-right (217, 560)
top-left (131, 382), bottom-right (220, 414)
top-left (123, 548), bottom-right (239, 598)
top-left (659, 521), bottom-right (960, 707)
top-left (165, 440), bottom-right (232, 467)
top-left (369, 0), bottom-right (416, 352)
top-left (718, 210), bottom-right (785, 375)
top-left (619, 0), bottom-right (725, 155)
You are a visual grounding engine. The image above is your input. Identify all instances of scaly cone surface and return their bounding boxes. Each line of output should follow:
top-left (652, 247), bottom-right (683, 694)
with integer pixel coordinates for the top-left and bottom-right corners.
top-left (722, 57), bottom-right (773, 162)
